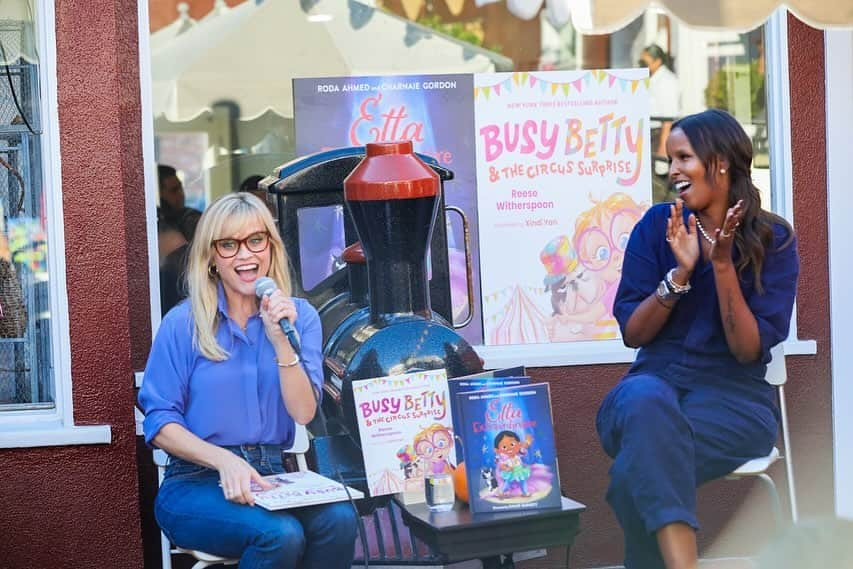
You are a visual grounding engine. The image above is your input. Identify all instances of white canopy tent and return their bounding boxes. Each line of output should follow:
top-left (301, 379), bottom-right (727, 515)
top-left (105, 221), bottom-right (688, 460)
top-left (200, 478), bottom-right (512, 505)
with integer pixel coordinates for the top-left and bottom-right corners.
top-left (458, 0), bottom-right (853, 31)
top-left (150, 0), bottom-right (511, 121)
top-left (0, 0), bottom-right (38, 65)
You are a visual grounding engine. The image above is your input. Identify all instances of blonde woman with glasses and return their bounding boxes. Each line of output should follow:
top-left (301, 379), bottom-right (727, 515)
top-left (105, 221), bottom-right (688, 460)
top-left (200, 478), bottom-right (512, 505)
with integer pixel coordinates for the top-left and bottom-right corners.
top-left (139, 192), bottom-right (358, 568)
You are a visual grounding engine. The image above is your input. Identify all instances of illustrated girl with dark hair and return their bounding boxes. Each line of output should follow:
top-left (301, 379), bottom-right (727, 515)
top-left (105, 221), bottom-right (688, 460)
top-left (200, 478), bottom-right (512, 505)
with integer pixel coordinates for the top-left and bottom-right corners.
top-left (494, 430), bottom-right (533, 498)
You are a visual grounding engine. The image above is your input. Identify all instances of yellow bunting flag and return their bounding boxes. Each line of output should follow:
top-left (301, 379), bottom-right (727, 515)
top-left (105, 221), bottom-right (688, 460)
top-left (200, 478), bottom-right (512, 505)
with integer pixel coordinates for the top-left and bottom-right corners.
top-left (401, 0), bottom-right (424, 20)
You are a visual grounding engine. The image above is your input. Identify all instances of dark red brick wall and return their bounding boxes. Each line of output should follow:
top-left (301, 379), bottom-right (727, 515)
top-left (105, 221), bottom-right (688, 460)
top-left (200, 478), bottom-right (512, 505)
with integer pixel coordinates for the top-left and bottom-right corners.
top-left (0, 1), bottom-right (147, 568)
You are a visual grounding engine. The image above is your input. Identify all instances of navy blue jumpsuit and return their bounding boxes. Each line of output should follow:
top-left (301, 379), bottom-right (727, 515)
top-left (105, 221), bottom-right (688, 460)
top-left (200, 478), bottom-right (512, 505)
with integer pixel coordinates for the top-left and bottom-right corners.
top-left (596, 203), bottom-right (799, 568)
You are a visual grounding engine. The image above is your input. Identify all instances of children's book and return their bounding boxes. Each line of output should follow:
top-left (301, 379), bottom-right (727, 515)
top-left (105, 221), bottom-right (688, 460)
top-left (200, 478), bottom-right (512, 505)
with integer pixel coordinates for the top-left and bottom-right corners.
top-left (251, 470), bottom-right (364, 511)
top-left (351, 368), bottom-right (454, 501)
top-left (448, 368), bottom-right (530, 459)
top-left (456, 383), bottom-right (562, 513)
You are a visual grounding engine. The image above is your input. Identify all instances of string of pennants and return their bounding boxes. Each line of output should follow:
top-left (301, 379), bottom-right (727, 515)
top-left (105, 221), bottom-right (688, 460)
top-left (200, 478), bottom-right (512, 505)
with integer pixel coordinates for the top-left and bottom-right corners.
top-left (352, 371), bottom-right (443, 393)
top-left (474, 71), bottom-right (650, 100)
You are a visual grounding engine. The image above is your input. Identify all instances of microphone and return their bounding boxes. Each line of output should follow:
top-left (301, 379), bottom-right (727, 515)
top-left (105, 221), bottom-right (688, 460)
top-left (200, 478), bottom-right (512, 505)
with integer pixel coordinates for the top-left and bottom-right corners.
top-left (254, 277), bottom-right (301, 354)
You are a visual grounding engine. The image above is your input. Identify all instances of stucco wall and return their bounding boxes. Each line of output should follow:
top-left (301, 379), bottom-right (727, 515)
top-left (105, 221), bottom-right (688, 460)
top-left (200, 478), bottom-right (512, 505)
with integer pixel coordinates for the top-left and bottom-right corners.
top-left (0, 1), bottom-right (148, 568)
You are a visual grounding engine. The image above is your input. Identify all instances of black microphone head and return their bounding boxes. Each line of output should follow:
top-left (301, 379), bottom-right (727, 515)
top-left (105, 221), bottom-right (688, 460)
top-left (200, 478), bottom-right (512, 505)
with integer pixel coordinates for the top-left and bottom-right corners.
top-left (254, 276), bottom-right (277, 299)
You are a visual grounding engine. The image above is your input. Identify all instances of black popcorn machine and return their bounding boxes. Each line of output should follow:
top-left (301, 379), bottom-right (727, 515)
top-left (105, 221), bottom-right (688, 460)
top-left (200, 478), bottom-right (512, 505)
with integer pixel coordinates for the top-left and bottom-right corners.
top-left (260, 141), bottom-right (483, 501)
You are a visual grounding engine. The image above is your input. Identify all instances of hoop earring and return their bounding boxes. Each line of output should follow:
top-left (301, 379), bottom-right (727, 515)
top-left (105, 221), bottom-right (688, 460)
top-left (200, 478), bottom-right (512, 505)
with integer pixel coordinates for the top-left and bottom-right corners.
top-left (208, 264), bottom-right (218, 278)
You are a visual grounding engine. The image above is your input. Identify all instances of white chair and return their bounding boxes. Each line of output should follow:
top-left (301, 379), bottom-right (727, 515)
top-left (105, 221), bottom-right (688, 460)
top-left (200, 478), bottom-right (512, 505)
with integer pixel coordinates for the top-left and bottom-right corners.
top-left (725, 343), bottom-right (799, 526)
top-left (154, 425), bottom-right (310, 569)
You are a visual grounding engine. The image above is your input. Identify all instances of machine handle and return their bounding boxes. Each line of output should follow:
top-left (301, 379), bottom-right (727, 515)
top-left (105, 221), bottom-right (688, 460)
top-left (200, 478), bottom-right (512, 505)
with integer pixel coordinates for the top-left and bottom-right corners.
top-left (322, 382), bottom-right (342, 405)
top-left (444, 205), bottom-right (474, 329)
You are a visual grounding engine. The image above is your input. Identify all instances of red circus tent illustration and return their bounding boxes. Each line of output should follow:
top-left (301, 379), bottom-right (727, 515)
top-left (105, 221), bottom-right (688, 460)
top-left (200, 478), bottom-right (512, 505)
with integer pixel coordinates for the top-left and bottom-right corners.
top-left (489, 285), bottom-right (550, 345)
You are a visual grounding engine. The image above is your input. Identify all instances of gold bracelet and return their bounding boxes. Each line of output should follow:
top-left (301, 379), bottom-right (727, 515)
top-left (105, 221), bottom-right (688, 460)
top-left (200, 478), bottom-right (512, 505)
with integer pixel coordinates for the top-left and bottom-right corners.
top-left (276, 354), bottom-right (300, 368)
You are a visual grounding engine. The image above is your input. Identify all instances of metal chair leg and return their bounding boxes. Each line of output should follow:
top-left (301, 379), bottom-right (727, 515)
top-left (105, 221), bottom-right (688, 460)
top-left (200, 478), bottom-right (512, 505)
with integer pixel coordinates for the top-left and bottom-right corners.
top-left (757, 473), bottom-right (784, 530)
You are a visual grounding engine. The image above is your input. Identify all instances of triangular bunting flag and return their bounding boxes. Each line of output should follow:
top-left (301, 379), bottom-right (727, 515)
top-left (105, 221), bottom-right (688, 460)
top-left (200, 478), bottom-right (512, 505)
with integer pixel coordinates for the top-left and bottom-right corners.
top-left (484, 86), bottom-right (491, 99)
top-left (584, 73), bottom-right (592, 87)
top-left (512, 72), bottom-right (520, 86)
top-left (608, 74), bottom-right (617, 87)
top-left (572, 78), bottom-right (583, 92)
top-left (631, 80), bottom-right (639, 93)
top-left (529, 75), bottom-right (537, 87)
top-left (551, 83), bottom-right (559, 95)
top-left (562, 83), bottom-right (570, 96)
top-left (597, 70), bottom-right (607, 83)
top-left (643, 78), bottom-right (650, 89)
top-left (494, 84), bottom-right (501, 96)
top-left (474, 87), bottom-right (480, 99)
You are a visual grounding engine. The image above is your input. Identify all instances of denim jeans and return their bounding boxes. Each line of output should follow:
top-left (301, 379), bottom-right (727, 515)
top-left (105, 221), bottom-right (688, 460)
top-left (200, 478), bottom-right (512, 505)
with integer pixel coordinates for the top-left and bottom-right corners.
top-left (596, 374), bottom-right (777, 569)
top-left (155, 444), bottom-right (358, 569)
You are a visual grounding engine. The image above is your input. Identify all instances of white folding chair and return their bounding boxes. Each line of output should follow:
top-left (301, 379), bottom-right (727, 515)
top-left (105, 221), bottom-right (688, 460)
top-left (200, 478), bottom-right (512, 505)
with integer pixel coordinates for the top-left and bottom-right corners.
top-left (725, 343), bottom-right (799, 526)
top-left (154, 425), bottom-right (311, 569)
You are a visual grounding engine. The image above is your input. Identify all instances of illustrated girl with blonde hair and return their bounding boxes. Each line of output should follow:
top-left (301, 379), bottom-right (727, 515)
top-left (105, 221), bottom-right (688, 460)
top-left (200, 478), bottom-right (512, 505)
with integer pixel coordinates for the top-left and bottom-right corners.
top-left (573, 192), bottom-right (647, 317)
top-left (413, 423), bottom-right (454, 475)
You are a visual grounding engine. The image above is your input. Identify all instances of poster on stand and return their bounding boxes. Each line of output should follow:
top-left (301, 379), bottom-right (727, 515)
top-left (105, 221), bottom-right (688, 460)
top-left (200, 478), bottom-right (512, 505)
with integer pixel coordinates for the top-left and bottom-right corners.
top-left (474, 69), bottom-right (652, 346)
top-left (293, 74), bottom-right (482, 344)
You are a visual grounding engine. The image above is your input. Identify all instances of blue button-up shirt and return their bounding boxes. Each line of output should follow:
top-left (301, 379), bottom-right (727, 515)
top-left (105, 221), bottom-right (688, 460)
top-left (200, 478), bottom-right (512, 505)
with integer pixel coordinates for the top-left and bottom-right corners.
top-left (139, 285), bottom-right (323, 448)
top-left (615, 204), bottom-right (799, 399)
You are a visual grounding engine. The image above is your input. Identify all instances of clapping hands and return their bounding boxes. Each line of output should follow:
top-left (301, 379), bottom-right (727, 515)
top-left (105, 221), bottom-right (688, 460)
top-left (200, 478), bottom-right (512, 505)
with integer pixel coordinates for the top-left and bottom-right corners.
top-left (666, 199), bottom-right (699, 274)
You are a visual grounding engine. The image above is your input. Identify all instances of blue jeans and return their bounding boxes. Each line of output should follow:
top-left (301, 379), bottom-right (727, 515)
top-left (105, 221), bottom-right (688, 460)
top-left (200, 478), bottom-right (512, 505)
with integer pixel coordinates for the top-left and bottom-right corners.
top-left (596, 374), bottom-right (777, 569)
top-left (155, 444), bottom-right (358, 569)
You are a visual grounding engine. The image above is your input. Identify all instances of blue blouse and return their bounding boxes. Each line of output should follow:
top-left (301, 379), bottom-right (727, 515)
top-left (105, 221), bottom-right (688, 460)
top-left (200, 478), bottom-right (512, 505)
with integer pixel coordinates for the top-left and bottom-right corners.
top-left (139, 285), bottom-right (324, 448)
top-left (615, 204), bottom-right (799, 397)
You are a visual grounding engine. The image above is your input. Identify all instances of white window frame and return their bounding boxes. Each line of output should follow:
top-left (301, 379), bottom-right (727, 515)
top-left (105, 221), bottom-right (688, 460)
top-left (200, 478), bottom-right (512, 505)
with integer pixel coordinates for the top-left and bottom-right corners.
top-left (0, 0), bottom-right (110, 447)
top-left (825, 28), bottom-right (853, 519)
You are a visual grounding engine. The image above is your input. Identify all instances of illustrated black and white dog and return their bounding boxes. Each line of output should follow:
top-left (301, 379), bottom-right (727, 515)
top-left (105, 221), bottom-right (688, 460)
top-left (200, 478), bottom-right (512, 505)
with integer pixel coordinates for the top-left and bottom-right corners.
top-left (481, 466), bottom-right (498, 492)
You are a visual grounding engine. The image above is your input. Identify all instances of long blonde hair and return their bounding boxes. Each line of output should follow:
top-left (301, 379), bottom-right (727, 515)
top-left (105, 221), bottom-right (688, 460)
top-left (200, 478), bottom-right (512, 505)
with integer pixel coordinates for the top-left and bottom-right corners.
top-left (186, 192), bottom-right (292, 361)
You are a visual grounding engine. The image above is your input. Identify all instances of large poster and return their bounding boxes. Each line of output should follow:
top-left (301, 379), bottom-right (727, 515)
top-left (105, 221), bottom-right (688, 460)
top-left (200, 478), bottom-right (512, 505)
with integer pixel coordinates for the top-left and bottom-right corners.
top-left (475, 70), bottom-right (651, 346)
top-left (293, 74), bottom-right (481, 344)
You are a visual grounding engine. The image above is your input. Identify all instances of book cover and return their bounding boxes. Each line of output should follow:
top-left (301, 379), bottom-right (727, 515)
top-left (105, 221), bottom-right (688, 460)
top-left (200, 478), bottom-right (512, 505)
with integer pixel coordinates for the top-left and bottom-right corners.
top-left (448, 369), bottom-right (530, 459)
top-left (457, 383), bottom-right (561, 513)
top-left (352, 368), bottom-right (454, 499)
top-left (251, 470), bottom-right (364, 511)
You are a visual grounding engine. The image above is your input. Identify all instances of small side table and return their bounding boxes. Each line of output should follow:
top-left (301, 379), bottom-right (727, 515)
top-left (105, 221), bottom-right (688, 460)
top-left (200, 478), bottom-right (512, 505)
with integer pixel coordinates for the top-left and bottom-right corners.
top-left (396, 496), bottom-right (586, 568)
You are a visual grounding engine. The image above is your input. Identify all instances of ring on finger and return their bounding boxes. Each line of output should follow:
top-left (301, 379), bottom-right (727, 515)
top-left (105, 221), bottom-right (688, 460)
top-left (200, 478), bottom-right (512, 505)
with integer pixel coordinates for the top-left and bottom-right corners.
top-left (721, 231), bottom-right (732, 238)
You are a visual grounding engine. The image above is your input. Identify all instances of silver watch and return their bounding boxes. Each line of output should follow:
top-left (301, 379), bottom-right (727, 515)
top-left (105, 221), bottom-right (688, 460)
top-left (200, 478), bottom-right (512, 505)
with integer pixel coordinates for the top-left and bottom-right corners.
top-left (656, 279), bottom-right (678, 302)
top-left (665, 268), bottom-right (691, 294)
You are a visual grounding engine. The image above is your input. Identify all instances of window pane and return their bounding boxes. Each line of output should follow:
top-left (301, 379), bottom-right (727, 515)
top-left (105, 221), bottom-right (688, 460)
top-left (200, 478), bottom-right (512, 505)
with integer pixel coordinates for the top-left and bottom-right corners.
top-left (147, 3), bottom-right (778, 347)
top-left (0, 1), bottom-right (53, 410)
top-left (579, 14), bottom-right (770, 205)
top-left (297, 205), bottom-right (345, 292)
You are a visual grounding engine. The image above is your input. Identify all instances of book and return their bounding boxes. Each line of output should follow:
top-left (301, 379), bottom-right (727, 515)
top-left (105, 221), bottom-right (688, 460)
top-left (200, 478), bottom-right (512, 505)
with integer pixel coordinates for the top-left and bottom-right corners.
top-left (456, 383), bottom-right (562, 513)
top-left (251, 470), bottom-right (364, 511)
top-left (447, 368), bottom-right (530, 459)
top-left (351, 368), bottom-right (454, 501)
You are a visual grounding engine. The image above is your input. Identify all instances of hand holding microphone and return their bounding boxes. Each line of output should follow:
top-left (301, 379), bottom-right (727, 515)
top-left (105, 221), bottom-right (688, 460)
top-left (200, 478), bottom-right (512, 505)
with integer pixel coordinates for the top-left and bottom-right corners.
top-left (254, 276), bottom-right (301, 355)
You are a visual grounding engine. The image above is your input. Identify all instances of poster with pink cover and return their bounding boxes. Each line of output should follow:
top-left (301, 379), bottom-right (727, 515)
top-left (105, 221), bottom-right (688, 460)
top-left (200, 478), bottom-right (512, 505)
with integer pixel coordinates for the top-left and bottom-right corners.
top-left (351, 368), bottom-right (454, 498)
top-left (474, 70), bottom-right (652, 346)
